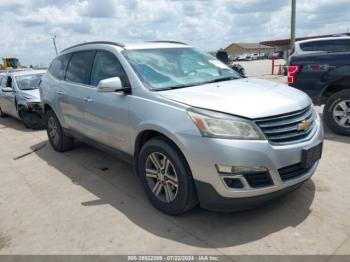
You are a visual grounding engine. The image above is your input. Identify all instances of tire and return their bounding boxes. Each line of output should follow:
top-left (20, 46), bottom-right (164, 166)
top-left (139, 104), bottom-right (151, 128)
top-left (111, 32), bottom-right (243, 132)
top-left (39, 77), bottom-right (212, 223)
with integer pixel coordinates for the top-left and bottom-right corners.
top-left (45, 110), bottom-right (74, 152)
top-left (323, 90), bottom-right (350, 136)
top-left (138, 138), bottom-right (198, 215)
top-left (18, 110), bottom-right (31, 128)
top-left (0, 106), bottom-right (7, 118)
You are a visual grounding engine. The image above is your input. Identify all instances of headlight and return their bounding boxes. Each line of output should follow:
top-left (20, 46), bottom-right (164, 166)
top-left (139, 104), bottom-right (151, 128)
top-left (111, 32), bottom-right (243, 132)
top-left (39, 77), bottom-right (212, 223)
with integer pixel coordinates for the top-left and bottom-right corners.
top-left (187, 108), bottom-right (265, 140)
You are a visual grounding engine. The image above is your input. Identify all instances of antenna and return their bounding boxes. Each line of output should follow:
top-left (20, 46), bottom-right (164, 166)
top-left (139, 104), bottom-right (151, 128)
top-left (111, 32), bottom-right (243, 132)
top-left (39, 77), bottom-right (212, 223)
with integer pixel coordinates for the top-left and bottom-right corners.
top-left (52, 35), bottom-right (58, 56)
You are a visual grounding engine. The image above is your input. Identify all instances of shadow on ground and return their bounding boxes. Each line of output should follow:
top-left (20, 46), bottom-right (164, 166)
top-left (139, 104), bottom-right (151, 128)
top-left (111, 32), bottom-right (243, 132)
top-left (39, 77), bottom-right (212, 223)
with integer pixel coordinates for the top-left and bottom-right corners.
top-left (0, 117), bottom-right (44, 132)
top-left (318, 113), bottom-right (350, 145)
top-left (31, 140), bottom-right (316, 248)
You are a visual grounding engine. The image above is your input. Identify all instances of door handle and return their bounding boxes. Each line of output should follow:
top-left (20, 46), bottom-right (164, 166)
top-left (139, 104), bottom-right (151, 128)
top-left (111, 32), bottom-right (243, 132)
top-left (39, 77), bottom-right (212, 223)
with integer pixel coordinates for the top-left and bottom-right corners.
top-left (57, 90), bottom-right (64, 95)
top-left (83, 97), bottom-right (93, 102)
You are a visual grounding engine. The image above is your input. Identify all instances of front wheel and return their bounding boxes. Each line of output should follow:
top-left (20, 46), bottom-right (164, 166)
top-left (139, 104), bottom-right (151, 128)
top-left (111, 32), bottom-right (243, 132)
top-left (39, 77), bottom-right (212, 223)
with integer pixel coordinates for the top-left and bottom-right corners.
top-left (45, 110), bottom-right (74, 152)
top-left (138, 138), bottom-right (198, 215)
top-left (324, 90), bottom-right (350, 136)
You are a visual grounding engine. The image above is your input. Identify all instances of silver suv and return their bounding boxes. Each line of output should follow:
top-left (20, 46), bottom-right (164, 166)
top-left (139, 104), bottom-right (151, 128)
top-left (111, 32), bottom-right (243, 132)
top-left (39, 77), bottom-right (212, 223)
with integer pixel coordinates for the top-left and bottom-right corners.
top-left (40, 41), bottom-right (324, 215)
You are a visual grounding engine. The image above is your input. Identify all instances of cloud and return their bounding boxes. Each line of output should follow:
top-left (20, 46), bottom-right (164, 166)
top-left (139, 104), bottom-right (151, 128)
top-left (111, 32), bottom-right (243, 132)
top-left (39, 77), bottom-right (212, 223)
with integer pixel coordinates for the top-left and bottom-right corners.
top-left (82, 0), bottom-right (117, 18)
top-left (0, 0), bottom-right (349, 66)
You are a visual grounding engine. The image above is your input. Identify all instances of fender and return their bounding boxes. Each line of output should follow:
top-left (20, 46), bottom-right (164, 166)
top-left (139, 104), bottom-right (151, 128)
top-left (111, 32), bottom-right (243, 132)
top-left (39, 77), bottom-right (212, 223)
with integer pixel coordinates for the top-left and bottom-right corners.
top-left (319, 71), bottom-right (350, 104)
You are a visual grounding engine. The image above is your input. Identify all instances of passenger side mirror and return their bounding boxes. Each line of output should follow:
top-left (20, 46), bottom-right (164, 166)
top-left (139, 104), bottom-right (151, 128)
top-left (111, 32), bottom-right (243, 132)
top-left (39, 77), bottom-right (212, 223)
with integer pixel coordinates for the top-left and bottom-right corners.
top-left (1, 87), bottom-right (13, 93)
top-left (97, 77), bottom-right (131, 93)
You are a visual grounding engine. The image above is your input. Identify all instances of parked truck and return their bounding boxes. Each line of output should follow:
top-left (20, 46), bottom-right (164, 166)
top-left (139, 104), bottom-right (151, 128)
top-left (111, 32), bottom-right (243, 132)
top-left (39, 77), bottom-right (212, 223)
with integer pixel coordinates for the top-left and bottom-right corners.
top-left (288, 51), bottom-right (350, 135)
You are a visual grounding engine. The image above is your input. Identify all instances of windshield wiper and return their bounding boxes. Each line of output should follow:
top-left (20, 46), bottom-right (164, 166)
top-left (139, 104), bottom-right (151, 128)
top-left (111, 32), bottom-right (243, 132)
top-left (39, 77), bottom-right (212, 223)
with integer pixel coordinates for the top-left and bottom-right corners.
top-left (153, 83), bottom-right (201, 91)
top-left (205, 77), bottom-right (238, 84)
top-left (153, 77), bottom-right (238, 91)
top-left (21, 88), bottom-right (38, 90)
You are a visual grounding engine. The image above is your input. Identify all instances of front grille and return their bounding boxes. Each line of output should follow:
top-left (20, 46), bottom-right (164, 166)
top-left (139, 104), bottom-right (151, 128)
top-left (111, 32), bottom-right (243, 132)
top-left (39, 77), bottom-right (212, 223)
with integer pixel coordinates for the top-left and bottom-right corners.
top-left (255, 106), bottom-right (316, 144)
top-left (243, 172), bottom-right (273, 188)
top-left (278, 163), bottom-right (312, 181)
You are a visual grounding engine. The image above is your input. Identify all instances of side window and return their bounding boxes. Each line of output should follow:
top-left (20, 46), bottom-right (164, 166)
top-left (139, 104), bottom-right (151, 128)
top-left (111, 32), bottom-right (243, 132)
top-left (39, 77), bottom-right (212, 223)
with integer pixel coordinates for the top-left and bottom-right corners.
top-left (90, 51), bottom-right (129, 87)
top-left (49, 54), bottom-right (71, 80)
top-left (0, 77), bottom-right (7, 87)
top-left (2, 76), bottom-right (13, 88)
top-left (8, 77), bottom-right (13, 88)
top-left (300, 39), bottom-right (350, 52)
top-left (65, 51), bottom-right (96, 85)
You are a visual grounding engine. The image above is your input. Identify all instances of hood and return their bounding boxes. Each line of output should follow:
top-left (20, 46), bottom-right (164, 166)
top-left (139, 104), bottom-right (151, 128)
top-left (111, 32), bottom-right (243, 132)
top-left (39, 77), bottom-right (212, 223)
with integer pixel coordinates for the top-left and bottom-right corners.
top-left (159, 78), bottom-right (311, 119)
top-left (20, 89), bottom-right (40, 101)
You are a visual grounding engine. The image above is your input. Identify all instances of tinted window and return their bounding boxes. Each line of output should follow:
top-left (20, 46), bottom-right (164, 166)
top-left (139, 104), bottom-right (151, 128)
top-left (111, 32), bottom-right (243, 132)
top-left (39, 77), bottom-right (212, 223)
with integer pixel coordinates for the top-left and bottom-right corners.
top-left (1, 76), bottom-right (12, 88)
top-left (49, 54), bottom-right (71, 80)
top-left (90, 51), bottom-right (129, 87)
top-left (300, 39), bottom-right (350, 52)
top-left (66, 51), bottom-right (95, 85)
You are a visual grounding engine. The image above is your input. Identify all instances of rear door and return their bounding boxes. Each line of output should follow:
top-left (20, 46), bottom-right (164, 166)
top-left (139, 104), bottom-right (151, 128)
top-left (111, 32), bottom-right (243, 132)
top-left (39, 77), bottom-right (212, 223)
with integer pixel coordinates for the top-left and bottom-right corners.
top-left (60, 50), bottom-right (96, 133)
top-left (80, 50), bottom-right (131, 152)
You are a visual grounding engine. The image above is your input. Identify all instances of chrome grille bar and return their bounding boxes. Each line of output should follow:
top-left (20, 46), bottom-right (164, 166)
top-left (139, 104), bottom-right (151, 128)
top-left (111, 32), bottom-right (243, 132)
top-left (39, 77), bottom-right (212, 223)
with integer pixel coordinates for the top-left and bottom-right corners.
top-left (255, 106), bottom-right (316, 144)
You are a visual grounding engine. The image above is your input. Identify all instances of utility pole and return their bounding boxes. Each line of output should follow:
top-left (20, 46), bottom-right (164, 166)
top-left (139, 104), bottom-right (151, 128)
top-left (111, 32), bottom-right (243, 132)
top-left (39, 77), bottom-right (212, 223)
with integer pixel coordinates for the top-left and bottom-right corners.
top-left (290, 0), bottom-right (296, 49)
top-left (52, 35), bottom-right (58, 55)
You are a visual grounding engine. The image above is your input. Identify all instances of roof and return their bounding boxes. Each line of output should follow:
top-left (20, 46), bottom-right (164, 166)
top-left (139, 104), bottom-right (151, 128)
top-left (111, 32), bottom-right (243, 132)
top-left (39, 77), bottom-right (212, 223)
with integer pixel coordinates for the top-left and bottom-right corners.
top-left (7, 69), bottom-right (46, 77)
top-left (260, 33), bottom-right (350, 47)
top-left (60, 40), bottom-right (190, 54)
top-left (225, 42), bottom-right (273, 50)
top-left (296, 36), bottom-right (350, 44)
top-left (124, 42), bottom-right (190, 50)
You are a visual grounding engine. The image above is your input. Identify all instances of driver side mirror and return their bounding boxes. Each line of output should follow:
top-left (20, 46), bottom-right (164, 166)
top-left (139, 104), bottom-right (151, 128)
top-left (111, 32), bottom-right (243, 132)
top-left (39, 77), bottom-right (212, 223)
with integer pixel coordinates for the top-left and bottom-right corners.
top-left (1, 87), bottom-right (13, 93)
top-left (97, 77), bottom-right (131, 94)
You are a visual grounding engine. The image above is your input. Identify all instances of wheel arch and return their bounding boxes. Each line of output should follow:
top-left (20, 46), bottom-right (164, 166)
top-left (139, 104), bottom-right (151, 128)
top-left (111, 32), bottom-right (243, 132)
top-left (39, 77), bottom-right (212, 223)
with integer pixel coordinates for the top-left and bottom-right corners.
top-left (320, 77), bottom-right (350, 105)
top-left (133, 129), bottom-right (192, 177)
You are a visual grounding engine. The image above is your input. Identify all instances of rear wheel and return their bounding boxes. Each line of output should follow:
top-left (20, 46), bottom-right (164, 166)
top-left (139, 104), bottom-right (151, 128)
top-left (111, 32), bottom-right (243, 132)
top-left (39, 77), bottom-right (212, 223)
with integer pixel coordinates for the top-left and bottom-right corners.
top-left (45, 110), bottom-right (74, 152)
top-left (138, 138), bottom-right (198, 215)
top-left (324, 90), bottom-right (350, 136)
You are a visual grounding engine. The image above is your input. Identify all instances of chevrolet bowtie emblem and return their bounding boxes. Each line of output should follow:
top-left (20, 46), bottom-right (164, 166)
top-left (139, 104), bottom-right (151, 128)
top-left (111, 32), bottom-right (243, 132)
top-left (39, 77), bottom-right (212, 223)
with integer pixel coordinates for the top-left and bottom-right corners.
top-left (298, 120), bottom-right (311, 131)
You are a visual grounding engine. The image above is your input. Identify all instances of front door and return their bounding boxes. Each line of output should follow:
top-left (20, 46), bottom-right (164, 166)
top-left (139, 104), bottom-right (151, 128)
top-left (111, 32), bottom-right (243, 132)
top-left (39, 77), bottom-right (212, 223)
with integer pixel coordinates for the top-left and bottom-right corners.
top-left (82, 50), bottom-right (131, 152)
top-left (0, 76), bottom-right (17, 117)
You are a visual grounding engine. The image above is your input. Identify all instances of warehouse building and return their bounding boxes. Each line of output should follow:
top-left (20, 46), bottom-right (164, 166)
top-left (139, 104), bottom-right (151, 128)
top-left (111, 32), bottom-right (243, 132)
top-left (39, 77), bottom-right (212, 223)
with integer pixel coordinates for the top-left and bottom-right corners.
top-left (224, 43), bottom-right (273, 55)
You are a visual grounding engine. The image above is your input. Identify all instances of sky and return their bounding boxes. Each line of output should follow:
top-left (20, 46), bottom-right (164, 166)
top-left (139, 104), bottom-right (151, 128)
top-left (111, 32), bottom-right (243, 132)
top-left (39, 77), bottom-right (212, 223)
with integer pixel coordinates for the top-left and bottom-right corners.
top-left (0, 0), bottom-right (349, 66)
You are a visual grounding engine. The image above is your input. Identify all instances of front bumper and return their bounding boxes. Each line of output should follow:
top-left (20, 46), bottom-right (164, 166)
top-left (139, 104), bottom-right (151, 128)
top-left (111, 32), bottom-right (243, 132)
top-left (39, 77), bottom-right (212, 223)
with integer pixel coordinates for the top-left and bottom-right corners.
top-left (179, 114), bottom-right (324, 210)
top-left (17, 101), bottom-right (44, 128)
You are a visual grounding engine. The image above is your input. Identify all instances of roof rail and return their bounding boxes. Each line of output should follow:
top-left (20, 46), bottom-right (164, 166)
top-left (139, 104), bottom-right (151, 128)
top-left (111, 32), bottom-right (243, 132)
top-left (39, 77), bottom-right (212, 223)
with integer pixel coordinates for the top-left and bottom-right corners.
top-left (60, 41), bottom-right (125, 53)
top-left (148, 40), bottom-right (188, 45)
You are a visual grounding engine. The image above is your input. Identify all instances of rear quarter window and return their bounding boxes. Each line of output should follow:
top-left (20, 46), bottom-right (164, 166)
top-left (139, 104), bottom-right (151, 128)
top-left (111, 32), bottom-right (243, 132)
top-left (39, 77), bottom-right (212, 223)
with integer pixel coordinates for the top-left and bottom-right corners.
top-left (49, 54), bottom-right (71, 80)
top-left (300, 39), bottom-right (350, 52)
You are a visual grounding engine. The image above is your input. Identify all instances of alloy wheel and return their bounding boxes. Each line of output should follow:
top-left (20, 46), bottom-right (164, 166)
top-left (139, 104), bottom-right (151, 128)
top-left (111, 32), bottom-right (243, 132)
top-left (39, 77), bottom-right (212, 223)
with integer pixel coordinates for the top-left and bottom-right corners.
top-left (47, 116), bottom-right (59, 146)
top-left (145, 152), bottom-right (178, 203)
top-left (333, 100), bottom-right (350, 127)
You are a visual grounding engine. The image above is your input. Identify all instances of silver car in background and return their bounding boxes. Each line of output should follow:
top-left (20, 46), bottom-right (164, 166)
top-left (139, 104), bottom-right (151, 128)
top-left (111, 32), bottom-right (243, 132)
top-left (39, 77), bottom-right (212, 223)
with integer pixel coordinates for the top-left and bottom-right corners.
top-left (39, 41), bottom-right (324, 215)
top-left (0, 70), bottom-right (46, 128)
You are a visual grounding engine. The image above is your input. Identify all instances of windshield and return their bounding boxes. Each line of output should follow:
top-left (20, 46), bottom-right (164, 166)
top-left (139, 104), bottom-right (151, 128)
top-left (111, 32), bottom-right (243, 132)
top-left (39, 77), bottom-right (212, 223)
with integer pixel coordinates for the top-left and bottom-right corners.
top-left (15, 74), bottom-right (43, 90)
top-left (123, 48), bottom-right (241, 91)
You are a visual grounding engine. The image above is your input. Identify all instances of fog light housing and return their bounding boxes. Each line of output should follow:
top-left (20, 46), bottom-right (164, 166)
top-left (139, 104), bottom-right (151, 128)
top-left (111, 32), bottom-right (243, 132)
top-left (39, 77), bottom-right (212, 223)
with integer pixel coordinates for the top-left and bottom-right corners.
top-left (223, 178), bottom-right (244, 189)
top-left (216, 164), bottom-right (267, 174)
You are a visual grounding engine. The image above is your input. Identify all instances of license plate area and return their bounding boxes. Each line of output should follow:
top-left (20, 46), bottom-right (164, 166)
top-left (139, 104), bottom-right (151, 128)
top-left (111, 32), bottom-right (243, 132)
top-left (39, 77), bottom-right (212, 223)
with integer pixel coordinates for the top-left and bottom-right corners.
top-left (301, 143), bottom-right (323, 168)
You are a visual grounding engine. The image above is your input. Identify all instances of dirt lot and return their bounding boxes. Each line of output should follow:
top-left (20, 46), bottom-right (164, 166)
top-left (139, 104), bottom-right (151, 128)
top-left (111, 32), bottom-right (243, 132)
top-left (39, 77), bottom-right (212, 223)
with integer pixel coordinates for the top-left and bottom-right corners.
top-left (0, 65), bottom-right (350, 259)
